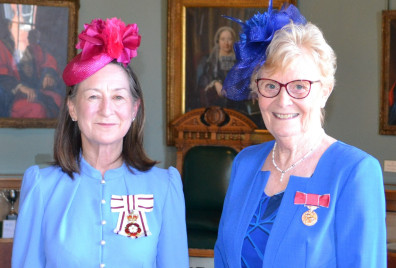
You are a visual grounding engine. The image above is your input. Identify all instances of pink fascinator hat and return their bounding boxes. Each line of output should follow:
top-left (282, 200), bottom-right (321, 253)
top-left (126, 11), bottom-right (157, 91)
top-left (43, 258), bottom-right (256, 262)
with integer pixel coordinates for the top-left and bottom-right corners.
top-left (63, 17), bottom-right (141, 86)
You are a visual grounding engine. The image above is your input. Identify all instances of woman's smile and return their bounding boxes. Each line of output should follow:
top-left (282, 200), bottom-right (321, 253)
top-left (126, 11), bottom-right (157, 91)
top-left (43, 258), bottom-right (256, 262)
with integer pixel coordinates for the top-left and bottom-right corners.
top-left (273, 112), bottom-right (299, 119)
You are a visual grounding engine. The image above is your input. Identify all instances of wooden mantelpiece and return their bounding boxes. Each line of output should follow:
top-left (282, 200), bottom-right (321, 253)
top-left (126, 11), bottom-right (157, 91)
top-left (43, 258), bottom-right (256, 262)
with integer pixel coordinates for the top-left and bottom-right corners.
top-left (386, 185), bottom-right (396, 211)
top-left (0, 176), bottom-right (22, 189)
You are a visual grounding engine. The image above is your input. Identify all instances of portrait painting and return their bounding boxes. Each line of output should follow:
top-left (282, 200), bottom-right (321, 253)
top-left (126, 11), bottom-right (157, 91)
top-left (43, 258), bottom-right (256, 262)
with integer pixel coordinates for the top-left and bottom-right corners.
top-left (381, 10), bottom-right (396, 135)
top-left (166, 0), bottom-right (296, 145)
top-left (185, 7), bottom-right (266, 129)
top-left (0, 0), bottom-right (78, 128)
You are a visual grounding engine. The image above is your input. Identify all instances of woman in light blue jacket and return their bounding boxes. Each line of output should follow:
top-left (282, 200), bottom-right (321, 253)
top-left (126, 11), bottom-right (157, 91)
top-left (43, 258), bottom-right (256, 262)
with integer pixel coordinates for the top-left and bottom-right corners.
top-left (12, 17), bottom-right (189, 268)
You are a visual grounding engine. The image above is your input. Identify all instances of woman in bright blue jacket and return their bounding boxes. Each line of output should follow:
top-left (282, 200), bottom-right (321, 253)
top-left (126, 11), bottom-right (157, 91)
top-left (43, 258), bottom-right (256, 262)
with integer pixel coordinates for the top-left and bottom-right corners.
top-left (215, 2), bottom-right (386, 267)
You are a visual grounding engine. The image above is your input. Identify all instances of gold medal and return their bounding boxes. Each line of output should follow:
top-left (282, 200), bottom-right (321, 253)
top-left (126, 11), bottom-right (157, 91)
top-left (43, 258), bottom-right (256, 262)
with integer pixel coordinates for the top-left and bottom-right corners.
top-left (301, 206), bottom-right (318, 226)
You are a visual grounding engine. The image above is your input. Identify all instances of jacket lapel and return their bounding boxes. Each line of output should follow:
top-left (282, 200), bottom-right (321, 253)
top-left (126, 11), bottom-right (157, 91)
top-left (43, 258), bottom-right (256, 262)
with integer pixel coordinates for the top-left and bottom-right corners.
top-left (226, 143), bottom-right (272, 265)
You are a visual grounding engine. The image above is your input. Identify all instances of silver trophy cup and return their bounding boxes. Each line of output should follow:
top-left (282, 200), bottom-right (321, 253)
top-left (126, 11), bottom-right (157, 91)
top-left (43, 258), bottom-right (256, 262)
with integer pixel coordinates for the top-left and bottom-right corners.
top-left (1, 189), bottom-right (19, 220)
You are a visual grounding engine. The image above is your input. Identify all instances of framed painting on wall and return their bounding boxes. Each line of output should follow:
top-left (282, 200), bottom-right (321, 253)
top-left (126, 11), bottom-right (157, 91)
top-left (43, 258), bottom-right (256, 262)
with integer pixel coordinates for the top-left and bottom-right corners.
top-left (381, 10), bottom-right (396, 135)
top-left (0, 0), bottom-right (79, 128)
top-left (166, 0), bottom-right (296, 145)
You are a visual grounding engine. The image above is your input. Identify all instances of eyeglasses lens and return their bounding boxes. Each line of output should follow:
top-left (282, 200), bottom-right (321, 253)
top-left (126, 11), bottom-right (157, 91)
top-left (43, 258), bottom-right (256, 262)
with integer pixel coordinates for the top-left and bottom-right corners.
top-left (257, 79), bottom-right (312, 99)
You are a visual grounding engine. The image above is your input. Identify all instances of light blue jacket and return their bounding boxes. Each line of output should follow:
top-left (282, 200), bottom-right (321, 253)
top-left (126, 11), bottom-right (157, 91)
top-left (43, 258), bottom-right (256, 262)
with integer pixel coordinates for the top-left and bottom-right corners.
top-left (215, 141), bottom-right (386, 267)
top-left (12, 158), bottom-right (189, 268)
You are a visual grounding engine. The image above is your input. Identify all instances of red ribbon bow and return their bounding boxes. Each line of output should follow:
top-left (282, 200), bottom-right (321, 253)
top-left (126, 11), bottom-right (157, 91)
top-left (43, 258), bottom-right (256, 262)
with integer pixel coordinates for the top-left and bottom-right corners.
top-left (294, 191), bottom-right (330, 208)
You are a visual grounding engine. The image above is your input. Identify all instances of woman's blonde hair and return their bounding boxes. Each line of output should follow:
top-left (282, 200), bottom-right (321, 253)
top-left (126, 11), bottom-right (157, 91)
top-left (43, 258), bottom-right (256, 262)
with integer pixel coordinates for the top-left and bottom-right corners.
top-left (251, 22), bottom-right (336, 92)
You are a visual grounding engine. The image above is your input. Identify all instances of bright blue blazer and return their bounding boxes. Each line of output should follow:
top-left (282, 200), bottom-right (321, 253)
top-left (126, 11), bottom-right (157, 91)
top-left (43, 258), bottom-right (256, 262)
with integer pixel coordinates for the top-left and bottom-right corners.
top-left (215, 140), bottom-right (386, 268)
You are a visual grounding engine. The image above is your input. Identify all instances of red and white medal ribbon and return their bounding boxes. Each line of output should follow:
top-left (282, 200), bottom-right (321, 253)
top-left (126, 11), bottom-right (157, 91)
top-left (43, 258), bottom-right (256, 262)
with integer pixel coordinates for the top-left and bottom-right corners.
top-left (294, 191), bottom-right (330, 208)
top-left (111, 194), bottom-right (154, 238)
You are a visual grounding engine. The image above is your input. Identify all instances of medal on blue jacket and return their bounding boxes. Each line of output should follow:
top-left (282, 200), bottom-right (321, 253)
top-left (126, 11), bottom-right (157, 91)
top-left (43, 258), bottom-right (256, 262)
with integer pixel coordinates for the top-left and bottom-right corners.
top-left (302, 205), bottom-right (318, 226)
top-left (125, 210), bottom-right (142, 237)
top-left (111, 194), bottom-right (154, 238)
top-left (294, 191), bottom-right (330, 227)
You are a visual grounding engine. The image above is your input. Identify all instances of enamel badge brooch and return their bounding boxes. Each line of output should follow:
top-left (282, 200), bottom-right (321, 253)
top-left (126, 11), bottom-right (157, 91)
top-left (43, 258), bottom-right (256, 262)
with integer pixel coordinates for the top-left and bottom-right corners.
top-left (111, 194), bottom-right (154, 238)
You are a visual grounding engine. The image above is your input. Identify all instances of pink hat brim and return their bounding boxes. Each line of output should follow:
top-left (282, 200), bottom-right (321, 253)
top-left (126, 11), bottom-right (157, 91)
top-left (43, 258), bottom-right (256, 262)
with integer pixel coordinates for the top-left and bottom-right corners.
top-left (62, 53), bottom-right (113, 86)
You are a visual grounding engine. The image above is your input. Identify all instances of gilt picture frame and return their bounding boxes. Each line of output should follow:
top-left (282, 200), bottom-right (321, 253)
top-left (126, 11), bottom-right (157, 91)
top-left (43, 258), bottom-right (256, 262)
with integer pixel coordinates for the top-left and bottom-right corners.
top-left (381, 10), bottom-right (396, 135)
top-left (166, 0), bottom-right (296, 145)
top-left (0, 0), bottom-right (79, 128)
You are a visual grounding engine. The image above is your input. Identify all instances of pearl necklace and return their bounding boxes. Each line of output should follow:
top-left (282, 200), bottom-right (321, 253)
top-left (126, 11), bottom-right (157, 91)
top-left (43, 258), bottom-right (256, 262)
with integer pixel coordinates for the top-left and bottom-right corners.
top-left (272, 139), bottom-right (321, 182)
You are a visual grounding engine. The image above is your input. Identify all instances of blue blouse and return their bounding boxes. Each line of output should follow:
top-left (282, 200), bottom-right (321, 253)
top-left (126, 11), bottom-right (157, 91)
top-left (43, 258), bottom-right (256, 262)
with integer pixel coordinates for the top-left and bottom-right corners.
top-left (241, 188), bottom-right (284, 268)
top-left (12, 158), bottom-right (189, 268)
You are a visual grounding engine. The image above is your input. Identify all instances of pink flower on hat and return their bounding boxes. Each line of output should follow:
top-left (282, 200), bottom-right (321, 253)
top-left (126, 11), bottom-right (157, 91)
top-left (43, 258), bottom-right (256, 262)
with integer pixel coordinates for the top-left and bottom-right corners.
top-left (62, 17), bottom-right (141, 86)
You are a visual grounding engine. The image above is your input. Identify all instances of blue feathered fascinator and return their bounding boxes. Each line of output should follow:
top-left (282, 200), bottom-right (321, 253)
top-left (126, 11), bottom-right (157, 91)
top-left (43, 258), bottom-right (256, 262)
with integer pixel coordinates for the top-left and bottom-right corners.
top-left (222, 0), bottom-right (306, 101)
